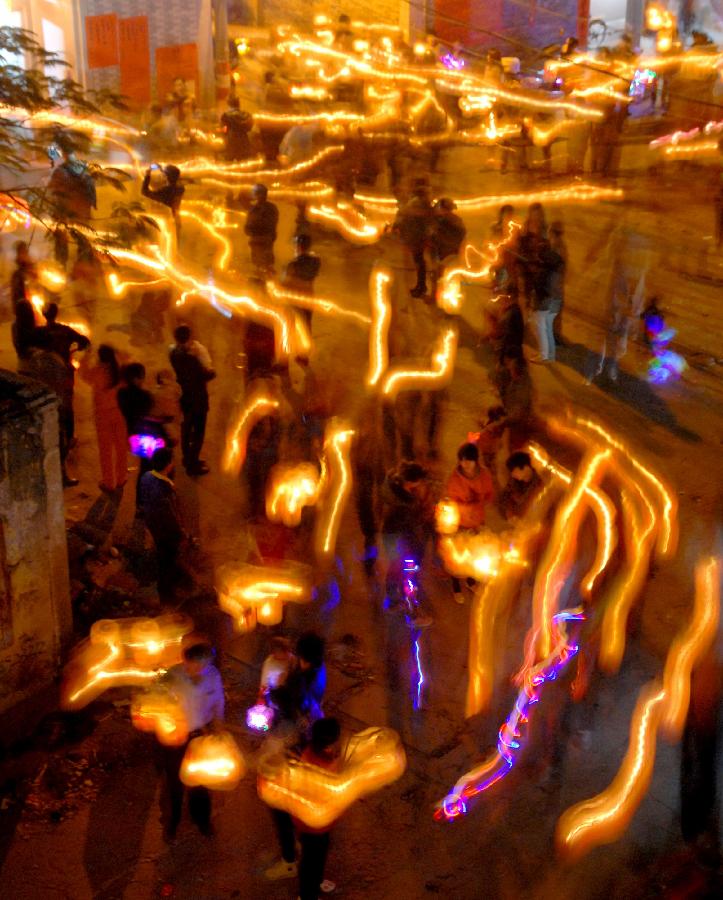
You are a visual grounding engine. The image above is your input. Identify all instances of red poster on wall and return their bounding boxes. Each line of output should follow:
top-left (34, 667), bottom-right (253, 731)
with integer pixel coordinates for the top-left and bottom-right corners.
top-left (155, 44), bottom-right (199, 102)
top-left (119, 17), bottom-right (151, 106)
top-left (85, 14), bottom-right (119, 69)
top-left (434, 0), bottom-right (471, 47)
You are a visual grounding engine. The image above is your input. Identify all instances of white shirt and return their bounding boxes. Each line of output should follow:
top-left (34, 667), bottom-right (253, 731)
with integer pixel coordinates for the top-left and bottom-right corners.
top-left (260, 655), bottom-right (293, 693)
top-left (166, 663), bottom-right (224, 732)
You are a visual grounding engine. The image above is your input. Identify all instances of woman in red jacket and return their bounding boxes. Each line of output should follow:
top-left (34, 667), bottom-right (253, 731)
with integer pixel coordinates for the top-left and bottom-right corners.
top-left (444, 442), bottom-right (494, 603)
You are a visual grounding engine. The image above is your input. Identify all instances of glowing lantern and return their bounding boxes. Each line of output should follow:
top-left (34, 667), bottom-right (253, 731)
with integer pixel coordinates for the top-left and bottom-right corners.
top-left (131, 684), bottom-right (189, 746)
top-left (216, 562), bottom-right (313, 632)
top-left (435, 499), bottom-right (460, 535)
top-left (266, 462), bottom-right (321, 527)
top-left (36, 261), bottom-right (67, 293)
top-left (437, 529), bottom-right (505, 580)
top-left (258, 726), bottom-right (406, 829)
top-left (180, 732), bottom-right (246, 790)
top-left (246, 703), bottom-right (275, 733)
top-left (60, 614), bottom-right (193, 710)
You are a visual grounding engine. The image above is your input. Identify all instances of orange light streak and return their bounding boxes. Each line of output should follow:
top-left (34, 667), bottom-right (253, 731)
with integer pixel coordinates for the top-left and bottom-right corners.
top-left (532, 450), bottom-right (610, 659)
top-left (527, 443), bottom-right (617, 596)
top-left (380, 327), bottom-right (458, 398)
top-left (556, 684), bottom-right (666, 860)
top-left (367, 265), bottom-right (392, 386)
top-left (61, 614), bottom-right (192, 710)
top-left (660, 556), bottom-right (720, 740)
top-left (222, 386), bottom-right (281, 476)
top-left (266, 281), bottom-right (371, 326)
top-left (313, 422), bottom-right (355, 561)
top-left (572, 415), bottom-right (677, 558)
top-left (266, 462), bottom-right (322, 527)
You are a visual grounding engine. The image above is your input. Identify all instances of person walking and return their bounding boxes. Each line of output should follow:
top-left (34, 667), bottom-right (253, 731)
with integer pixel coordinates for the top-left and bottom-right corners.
top-left (282, 233), bottom-right (321, 334)
top-left (142, 164), bottom-right (185, 235)
top-left (117, 362), bottom-right (162, 504)
top-left (138, 447), bottom-right (187, 603)
top-left (9, 241), bottom-right (36, 312)
top-left (286, 632), bottom-right (327, 727)
top-left (12, 298), bottom-right (37, 365)
top-left (429, 198), bottom-right (466, 301)
top-left (161, 641), bottom-right (225, 839)
top-left (245, 184), bottom-right (279, 274)
top-left (36, 302), bottom-right (90, 450)
top-left (169, 324), bottom-right (216, 476)
top-left (393, 179), bottom-right (434, 298)
top-left (444, 443), bottom-right (494, 603)
top-left (220, 97), bottom-right (253, 161)
top-left (294, 718), bottom-right (342, 900)
top-left (80, 344), bottom-right (127, 493)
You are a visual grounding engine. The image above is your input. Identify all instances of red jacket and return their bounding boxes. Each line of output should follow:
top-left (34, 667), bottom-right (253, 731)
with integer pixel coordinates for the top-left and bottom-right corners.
top-left (445, 464), bottom-right (494, 529)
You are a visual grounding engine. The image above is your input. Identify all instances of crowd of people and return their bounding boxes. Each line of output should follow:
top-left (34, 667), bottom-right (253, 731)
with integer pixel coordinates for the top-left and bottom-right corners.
top-left (4, 10), bottom-right (721, 896)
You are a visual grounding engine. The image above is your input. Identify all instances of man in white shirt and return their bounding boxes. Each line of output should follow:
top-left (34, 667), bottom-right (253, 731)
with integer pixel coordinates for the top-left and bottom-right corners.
top-left (162, 642), bottom-right (225, 839)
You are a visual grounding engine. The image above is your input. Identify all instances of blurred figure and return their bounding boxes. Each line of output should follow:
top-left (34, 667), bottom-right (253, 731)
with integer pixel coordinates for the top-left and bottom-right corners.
top-left (282, 233), bottom-right (321, 334)
top-left (161, 641), bottom-right (224, 839)
top-left (432, 197), bottom-right (467, 256)
top-left (169, 324), bottom-right (216, 476)
top-left (294, 718), bottom-right (342, 900)
top-left (474, 405), bottom-right (507, 475)
top-left (117, 362), bottom-right (161, 504)
top-left (138, 447), bottom-right (187, 604)
top-left (258, 636), bottom-right (296, 703)
top-left (10, 241), bottom-right (36, 312)
top-left (499, 451), bottom-right (542, 521)
top-left (144, 104), bottom-right (179, 155)
top-left (353, 400), bottom-right (386, 576)
top-left (393, 179), bottom-right (434, 298)
top-left (494, 351), bottom-right (534, 449)
top-left (245, 184), bottom-right (279, 274)
top-left (220, 97), bottom-right (253, 161)
top-left (489, 291), bottom-right (524, 363)
top-left (80, 344), bottom-right (127, 493)
top-left (11, 298), bottom-right (37, 364)
top-left (279, 122), bottom-right (322, 167)
top-left (152, 368), bottom-right (182, 447)
top-left (380, 460), bottom-right (435, 623)
top-left (490, 203), bottom-right (515, 241)
top-left (37, 301), bottom-right (89, 465)
top-left (48, 145), bottom-right (96, 224)
top-left (518, 203), bottom-right (548, 311)
top-left (142, 164), bottom-right (185, 235)
top-left (444, 442), bottom-right (494, 603)
top-left (286, 632), bottom-right (327, 726)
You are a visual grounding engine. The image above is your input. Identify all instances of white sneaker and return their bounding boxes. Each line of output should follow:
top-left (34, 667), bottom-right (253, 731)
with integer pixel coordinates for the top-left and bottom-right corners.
top-left (321, 880), bottom-right (336, 893)
top-left (265, 859), bottom-right (297, 880)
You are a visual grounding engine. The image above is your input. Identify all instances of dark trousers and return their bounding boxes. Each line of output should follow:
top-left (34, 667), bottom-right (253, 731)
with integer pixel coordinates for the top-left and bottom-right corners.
top-left (155, 538), bottom-right (182, 604)
top-left (271, 808), bottom-right (296, 863)
top-left (299, 830), bottom-right (330, 900)
top-left (410, 245), bottom-right (426, 293)
top-left (181, 407), bottom-right (207, 469)
top-left (162, 741), bottom-right (211, 832)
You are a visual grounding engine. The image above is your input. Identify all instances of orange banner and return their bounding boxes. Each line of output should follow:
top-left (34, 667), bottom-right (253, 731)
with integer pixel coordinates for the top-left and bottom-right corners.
top-left (85, 14), bottom-right (119, 69)
top-left (155, 44), bottom-right (199, 103)
top-left (119, 17), bottom-right (151, 106)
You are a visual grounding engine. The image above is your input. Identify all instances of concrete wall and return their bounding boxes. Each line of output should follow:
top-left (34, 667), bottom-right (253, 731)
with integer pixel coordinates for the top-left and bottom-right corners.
top-left (0, 371), bottom-right (71, 717)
